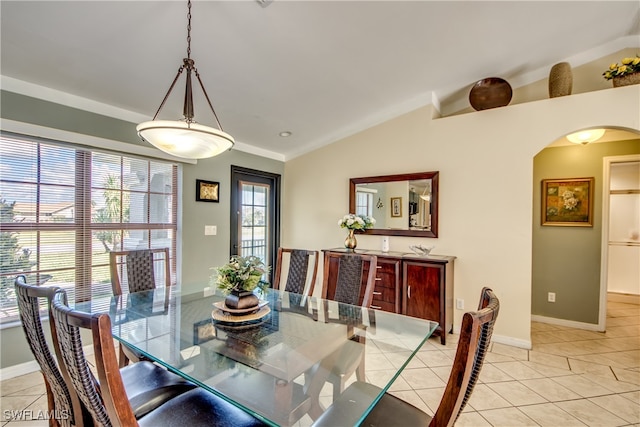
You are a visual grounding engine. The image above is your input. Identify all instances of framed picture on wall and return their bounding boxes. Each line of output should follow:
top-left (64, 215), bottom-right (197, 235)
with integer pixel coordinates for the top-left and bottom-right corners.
top-left (196, 179), bottom-right (219, 202)
top-left (541, 177), bottom-right (594, 226)
top-left (391, 197), bottom-right (402, 217)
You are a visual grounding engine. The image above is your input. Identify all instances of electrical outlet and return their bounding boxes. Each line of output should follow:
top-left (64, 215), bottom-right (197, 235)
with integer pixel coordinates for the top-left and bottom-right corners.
top-left (203, 287), bottom-right (214, 297)
top-left (548, 292), bottom-right (556, 303)
top-left (456, 298), bottom-right (464, 310)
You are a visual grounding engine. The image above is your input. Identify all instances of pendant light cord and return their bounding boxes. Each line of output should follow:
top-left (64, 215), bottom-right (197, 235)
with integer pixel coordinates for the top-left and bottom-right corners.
top-left (149, 0), bottom-right (225, 132)
top-left (186, 0), bottom-right (191, 60)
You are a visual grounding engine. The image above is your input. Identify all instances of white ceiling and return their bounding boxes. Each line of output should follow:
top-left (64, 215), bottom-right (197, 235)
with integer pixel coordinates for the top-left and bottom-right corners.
top-left (1, 1), bottom-right (639, 160)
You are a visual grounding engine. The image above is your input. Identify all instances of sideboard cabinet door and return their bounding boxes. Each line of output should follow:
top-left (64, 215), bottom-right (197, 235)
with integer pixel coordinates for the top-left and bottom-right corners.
top-left (402, 260), bottom-right (453, 344)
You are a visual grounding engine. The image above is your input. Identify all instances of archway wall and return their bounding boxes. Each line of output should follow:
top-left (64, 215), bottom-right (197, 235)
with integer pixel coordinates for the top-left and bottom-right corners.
top-left (284, 85), bottom-right (640, 347)
top-left (532, 139), bottom-right (640, 324)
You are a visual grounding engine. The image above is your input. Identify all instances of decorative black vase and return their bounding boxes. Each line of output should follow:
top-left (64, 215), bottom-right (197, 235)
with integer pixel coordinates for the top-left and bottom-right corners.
top-left (224, 288), bottom-right (259, 310)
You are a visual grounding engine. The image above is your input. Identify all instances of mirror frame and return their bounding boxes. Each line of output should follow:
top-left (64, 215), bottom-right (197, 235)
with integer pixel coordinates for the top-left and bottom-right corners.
top-left (349, 171), bottom-right (439, 238)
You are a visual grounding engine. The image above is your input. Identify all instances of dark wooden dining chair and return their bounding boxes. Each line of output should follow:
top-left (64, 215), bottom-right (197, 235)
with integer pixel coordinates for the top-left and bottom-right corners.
top-left (49, 289), bottom-right (268, 427)
top-left (313, 287), bottom-right (500, 427)
top-left (110, 248), bottom-right (171, 366)
top-left (15, 277), bottom-right (199, 426)
top-left (321, 252), bottom-right (377, 307)
top-left (321, 252), bottom-right (378, 400)
top-left (14, 275), bottom-right (89, 427)
top-left (110, 248), bottom-right (171, 296)
top-left (273, 248), bottom-right (319, 296)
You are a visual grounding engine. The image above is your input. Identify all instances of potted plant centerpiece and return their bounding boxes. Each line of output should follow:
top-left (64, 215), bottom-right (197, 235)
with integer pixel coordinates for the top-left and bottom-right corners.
top-left (212, 255), bottom-right (269, 310)
top-left (338, 213), bottom-right (376, 250)
top-left (603, 55), bottom-right (640, 87)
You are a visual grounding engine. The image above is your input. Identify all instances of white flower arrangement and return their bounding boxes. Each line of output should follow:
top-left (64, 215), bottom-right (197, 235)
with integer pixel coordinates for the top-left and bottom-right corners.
top-left (338, 213), bottom-right (376, 231)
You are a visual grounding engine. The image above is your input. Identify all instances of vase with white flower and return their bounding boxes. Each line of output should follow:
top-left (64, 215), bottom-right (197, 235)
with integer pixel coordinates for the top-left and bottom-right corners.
top-left (211, 255), bottom-right (270, 310)
top-left (338, 213), bottom-right (376, 250)
top-left (603, 55), bottom-right (640, 87)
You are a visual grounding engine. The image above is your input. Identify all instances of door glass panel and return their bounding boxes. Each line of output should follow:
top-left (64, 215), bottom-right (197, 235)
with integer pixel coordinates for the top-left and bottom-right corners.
top-left (239, 182), bottom-right (269, 264)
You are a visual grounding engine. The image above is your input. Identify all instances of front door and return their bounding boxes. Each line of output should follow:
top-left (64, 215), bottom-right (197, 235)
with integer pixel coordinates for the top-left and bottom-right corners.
top-left (230, 166), bottom-right (281, 284)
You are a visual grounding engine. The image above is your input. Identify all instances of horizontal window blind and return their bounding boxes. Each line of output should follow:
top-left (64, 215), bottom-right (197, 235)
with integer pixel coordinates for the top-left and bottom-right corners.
top-left (0, 132), bottom-right (178, 324)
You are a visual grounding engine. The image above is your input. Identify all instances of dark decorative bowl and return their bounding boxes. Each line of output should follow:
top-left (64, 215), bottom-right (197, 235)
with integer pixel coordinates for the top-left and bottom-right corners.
top-left (469, 77), bottom-right (513, 111)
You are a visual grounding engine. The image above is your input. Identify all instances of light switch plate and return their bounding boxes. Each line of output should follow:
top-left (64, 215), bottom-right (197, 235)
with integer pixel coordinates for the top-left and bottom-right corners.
top-left (204, 225), bottom-right (217, 235)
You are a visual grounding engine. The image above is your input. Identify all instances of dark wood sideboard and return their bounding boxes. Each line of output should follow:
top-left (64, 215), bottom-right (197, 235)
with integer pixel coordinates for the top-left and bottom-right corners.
top-left (323, 249), bottom-right (455, 344)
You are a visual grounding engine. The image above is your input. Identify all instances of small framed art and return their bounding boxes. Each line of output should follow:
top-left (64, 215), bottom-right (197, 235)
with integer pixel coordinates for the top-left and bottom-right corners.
top-left (196, 179), bottom-right (219, 202)
top-left (391, 197), bottom-right (403, 217)
top-left (541, 177), bottom-right (594, 226)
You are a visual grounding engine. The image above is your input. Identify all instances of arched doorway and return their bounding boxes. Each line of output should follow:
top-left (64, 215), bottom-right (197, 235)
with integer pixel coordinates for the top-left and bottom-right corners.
top-left (531, 127), bottom-right (640, 331)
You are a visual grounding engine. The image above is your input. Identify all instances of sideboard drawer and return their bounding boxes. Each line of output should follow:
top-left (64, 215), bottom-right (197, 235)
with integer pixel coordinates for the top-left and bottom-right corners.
top-left (371, 284), bottom-right (397, 311)
top-left (373, 258), bottom-right (401, 312)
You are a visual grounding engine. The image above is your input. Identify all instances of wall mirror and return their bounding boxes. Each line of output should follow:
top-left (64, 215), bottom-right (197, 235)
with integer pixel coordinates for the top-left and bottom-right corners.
top-left (349, 171), bottom-right (439, 238)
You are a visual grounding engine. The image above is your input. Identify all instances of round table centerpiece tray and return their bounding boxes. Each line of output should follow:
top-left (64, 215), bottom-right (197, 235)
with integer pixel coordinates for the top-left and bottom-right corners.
top-left (213, 300), bottom-right (268, 316)
top-left (212, 302), bottom-right (270, 325)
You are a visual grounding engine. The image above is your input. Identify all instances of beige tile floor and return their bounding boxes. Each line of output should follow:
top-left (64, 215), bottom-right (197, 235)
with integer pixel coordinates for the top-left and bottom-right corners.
top-left (2, 294), bottom-right (639, 426)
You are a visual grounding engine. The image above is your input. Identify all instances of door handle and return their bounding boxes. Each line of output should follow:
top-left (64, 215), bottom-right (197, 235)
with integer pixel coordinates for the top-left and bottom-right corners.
top-left (407, 286), bottom-right (411, 299)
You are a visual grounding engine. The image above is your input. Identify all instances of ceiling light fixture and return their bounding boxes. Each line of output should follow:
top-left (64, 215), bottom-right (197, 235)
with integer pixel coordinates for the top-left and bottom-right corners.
top-left (420, 184), bottom-right (431, 202)
top-left (136, 0), bottom-right (234, 159)
top-left (279, 131), bottom-right (292, 137)
top-left (566, 129), bottom-right (605, 145)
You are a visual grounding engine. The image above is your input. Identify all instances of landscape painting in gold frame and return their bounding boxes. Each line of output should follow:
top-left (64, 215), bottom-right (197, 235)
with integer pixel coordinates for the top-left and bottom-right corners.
top-left (541, 177), bottom-right (594, 227)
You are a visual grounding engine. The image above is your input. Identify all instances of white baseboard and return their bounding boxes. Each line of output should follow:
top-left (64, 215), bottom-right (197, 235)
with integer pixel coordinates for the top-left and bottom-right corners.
top-left (531, 314), bottom-right (604, 332)
top-left (491, 333), bottom-right (532, 350)
top-left (0, 360), bottom-right (41, 380)
top-left (451, 326), bottom-right (532, 350)
top-left (0, 344), bottom-right (95, 381)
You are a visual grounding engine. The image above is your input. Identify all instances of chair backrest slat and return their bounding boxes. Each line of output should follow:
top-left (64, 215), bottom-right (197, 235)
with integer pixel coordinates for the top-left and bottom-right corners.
top-left (51, 290), bottom-right (141, 427)
top-left (14, 276), bottom-right (85, 427)
top-left (51, 290), bottom-right (113, 426)
top-left (429, 287), bottom-right (499, 427)
top-left (110, 248), bottom-right (171, 296)
top-left (322, 252), bottom-right (377, 308)
top-left (273, 248), bottom-right (319, 296)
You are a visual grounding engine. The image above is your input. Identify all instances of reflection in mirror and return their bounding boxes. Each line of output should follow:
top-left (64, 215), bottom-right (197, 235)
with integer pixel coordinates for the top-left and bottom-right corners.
top-left (349, 171), bottom-right (439, 238)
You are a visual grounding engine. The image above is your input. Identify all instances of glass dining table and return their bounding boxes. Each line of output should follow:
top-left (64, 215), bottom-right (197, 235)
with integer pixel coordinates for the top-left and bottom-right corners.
top-left (82, 287), bottom-right (438, 426)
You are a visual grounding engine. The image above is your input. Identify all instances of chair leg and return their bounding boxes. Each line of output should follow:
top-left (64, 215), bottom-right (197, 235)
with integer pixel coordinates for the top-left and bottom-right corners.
top-left (332, 378), bottom-right (343, 402)
top-left (42, 375), bottom-right (60, 427)
top-left (118, 343), bottom-right (130, 368)
top-left (355, 356), bottom-right (365, 382)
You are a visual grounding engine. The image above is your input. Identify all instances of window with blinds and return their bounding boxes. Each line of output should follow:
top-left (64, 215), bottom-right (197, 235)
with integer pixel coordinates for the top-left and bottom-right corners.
top-left (0, 133), bottom-right (178, 324)
top-left (355, 190), bottom-right (374, 217)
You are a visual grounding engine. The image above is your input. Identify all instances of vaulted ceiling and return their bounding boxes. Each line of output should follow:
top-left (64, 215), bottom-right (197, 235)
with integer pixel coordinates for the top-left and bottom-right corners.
top-left (2, 1), bottom-right (639, 159)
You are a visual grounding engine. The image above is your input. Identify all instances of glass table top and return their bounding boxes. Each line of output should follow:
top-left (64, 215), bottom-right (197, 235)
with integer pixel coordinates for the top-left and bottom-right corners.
top-left (82, 288), bottom-right (438, 426)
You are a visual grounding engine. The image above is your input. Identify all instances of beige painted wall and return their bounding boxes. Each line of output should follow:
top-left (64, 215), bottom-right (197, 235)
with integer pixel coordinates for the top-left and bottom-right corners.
top-left (283, 85), bottom-right (640, 348)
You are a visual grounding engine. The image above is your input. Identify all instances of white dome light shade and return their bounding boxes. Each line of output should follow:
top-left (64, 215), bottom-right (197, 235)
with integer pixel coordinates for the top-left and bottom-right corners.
top-left (137, 120), bottom-right (234, 159)
top-left (566, 129), bottom-right (605, 145)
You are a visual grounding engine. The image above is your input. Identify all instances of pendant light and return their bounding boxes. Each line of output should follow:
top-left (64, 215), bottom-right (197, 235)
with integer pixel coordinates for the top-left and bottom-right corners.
top-left (419, 183), bottom-right (431, 202)
top-left (137, 0), bottom-right (234, 159)
top-left (566, 129), bottom-right (605, 145)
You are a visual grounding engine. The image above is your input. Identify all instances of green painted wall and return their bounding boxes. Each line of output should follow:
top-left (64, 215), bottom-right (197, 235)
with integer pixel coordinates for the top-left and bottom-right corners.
top-left (0, 90), bottom-right (284, 369)
top-left (1, 90), bottom-right (143, 146)
top-left (532, 139), bottom-right (640, 324)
